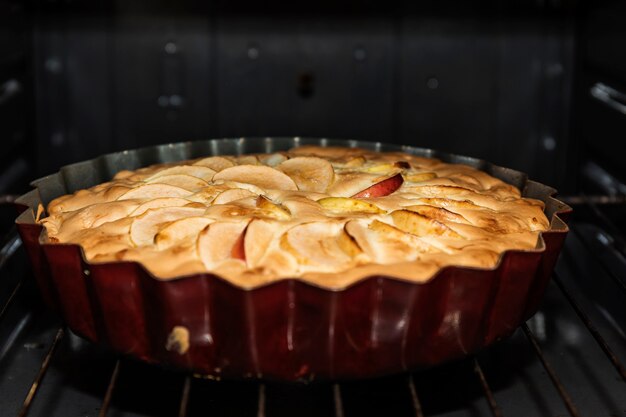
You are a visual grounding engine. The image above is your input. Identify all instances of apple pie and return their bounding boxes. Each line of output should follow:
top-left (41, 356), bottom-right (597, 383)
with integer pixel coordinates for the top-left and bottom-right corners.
top-left (40, 145), bottom-right (550, 289)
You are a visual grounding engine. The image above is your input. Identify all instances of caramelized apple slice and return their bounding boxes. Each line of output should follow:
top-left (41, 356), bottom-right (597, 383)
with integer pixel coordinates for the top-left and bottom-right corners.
top-left (277, 156), bottom-right (335, 193)
top-left (197, 221), bottom-right (250, 267)
top-left (186, 185), bottom-right (230, 204)
top-left (155, 217), bottom-right (214, 249)
top-left (351, 173), bottom-right (404, 198)
top-left (204, 203), bottom-right (256, 219)
top-left (317, 197), bottom-right (383, 214)
top-left (118, 183), bottom-right (192, 200)
top-left (192, 156), bottom-right (235, 172)
top-left (256, 195), bottom-right (291, 220)
top-left (279, 222), bottom-right (359, 271)
top-left (147, 165), bottom-right (216, 182)
top-left (147, 174), bottom-right (209, 191)
top-left (130, 197), bottom-right (192, 216)
top-left (213, 188), bottom-right (257, 205)
top-left (390, 209), bottom-right (462, 238)
top-left (212, 165), bottom-right (298, 191)
top-left (130, 206), bottom-right (206, 246)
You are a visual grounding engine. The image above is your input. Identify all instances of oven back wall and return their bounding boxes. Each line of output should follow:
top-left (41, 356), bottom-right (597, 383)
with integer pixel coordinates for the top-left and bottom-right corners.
top-left (33, 7), bottom-right (575, 191)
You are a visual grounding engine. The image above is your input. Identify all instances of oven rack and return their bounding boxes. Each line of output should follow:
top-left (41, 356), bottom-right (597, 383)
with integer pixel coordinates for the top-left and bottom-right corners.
top-left (1, 194), bottom-right (625, 417)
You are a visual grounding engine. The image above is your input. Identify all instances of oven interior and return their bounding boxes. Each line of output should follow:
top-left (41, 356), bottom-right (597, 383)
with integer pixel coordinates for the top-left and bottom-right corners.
top-left (1, 1), bottom-right (626, 416)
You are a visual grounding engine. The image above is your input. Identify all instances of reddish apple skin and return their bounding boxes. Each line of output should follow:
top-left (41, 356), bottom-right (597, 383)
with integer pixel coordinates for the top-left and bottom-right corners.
top-left (230, 227), bottom-right (247, 261)
top-left (352, 174), bottom-right (404, 198)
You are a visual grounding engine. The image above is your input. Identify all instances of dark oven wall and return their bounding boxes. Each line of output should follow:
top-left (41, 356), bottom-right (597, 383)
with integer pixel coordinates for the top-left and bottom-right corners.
top-left (31, 1), bottom-right (576, 192)
top-left (0, 0), bottom-right (33, 197)
top-left (578, 0), bottom-right (626, 193)
top-left (0, 0), bottom-right (33, 235)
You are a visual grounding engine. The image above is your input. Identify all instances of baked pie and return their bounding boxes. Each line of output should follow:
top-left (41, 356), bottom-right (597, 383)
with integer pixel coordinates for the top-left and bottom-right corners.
top-left (40, 145), bottom-right (550, 289)
top-left (16, 139), bottom-right (571, 380)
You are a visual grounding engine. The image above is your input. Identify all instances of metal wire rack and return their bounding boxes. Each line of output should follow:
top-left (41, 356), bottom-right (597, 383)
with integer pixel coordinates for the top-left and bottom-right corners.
top-left (1, 194), bottom-right (625, 417)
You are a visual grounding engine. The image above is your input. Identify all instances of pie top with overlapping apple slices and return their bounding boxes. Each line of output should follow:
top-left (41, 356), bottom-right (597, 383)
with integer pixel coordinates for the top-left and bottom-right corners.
top-left (40, 145), bottom-right (551, 288)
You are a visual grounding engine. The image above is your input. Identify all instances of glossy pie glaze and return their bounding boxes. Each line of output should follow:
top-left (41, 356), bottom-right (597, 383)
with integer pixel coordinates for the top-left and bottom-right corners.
top-left (40, 146), bottom-right (550, 289)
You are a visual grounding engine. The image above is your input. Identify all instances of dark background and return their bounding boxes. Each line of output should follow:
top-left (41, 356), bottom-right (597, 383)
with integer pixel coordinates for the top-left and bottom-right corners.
top-left (1, 0), bottom-right (625, 196)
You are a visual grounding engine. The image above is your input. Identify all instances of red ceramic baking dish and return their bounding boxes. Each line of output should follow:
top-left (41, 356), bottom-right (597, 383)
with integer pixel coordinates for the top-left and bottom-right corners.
top-left (14, 137), bottom-right (572, 381)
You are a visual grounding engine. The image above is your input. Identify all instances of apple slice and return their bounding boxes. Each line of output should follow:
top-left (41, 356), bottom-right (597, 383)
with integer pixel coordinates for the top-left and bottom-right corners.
top-left (279, 222), bottom-right (358, 271)
top-left (277, 156), bottom-right (335, 193)
top-left (390, 209), bottom-right (462, 238)
top-left (155, 216), bottom-right (214, 249)
top-left (407, 184), bottom-right (475, 199)
top-left (197, 221), bottom-right (250, 267)
top-left (244, 219), bottom-right (277, 267)
top-left (260, 152), bottom-right (288, 167)
top-left (213, 188), bottom-right (257, 205)
top-left (404, 172), bottom-right (437, 183)
top-left (345, 219), bottom-right (432, 263)
top-left (231, 227), bottom-right (247, 260)
top-left (186, 185), bottom-right (230, 204)
top-left (243, 219), bottom-right (293, 268)
top-left (113, 169), bottom-right (134, 180)
top-left (103, 185), bottom-right (139, 201)
top-left (404, 205), bottom-right (469, 224)
top-left (342, 156), bottom-right (366, 168)
top-left (218, 218), bottom-right (299, 277)
top-left (327, 172), bottom-right (386, 197)
top-left (281, 196), bottom-right (326, 219)
top-left (256, 195), bottom-right (291, 220)
top-left (130, 206), bottom-right (206, 246)
top-left (337, 225), bottom-right (362, 257)
top-left (130, 197), bottom-right (191, 217)
top-left (351, 173), bottom-right (404, 198)
top-left (362, 161), bottom-right (410, 174)
top-left (212, 165), bottom-right (298, 191)
top-left (118, 183), bottom-right (192, 200)
top-left (415, 197), bottom-right (478, 210)
top-left (147, 165), bottom-right (216, 182)
top-left (54, 201), bottom-right (139, 232)
top-left (204, 203), bottom-right (256, 219)
top-left (317, 197), bottom-right (383, 214)
top-left (236, 155), bottom-right (260, 165)
top-left (146, 174), bottom-right (209, 191)
top-left (192, 156), bottom-right (235, 172)
top-left (79, 223), bottom-right (134, 259)
top-left (220, 181), bottom-right (266, 195)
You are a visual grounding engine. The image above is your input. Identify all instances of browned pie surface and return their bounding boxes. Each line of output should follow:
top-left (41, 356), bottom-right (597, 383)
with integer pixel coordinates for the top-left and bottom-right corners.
top-left (40, 146), bottom-right (550, 289)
